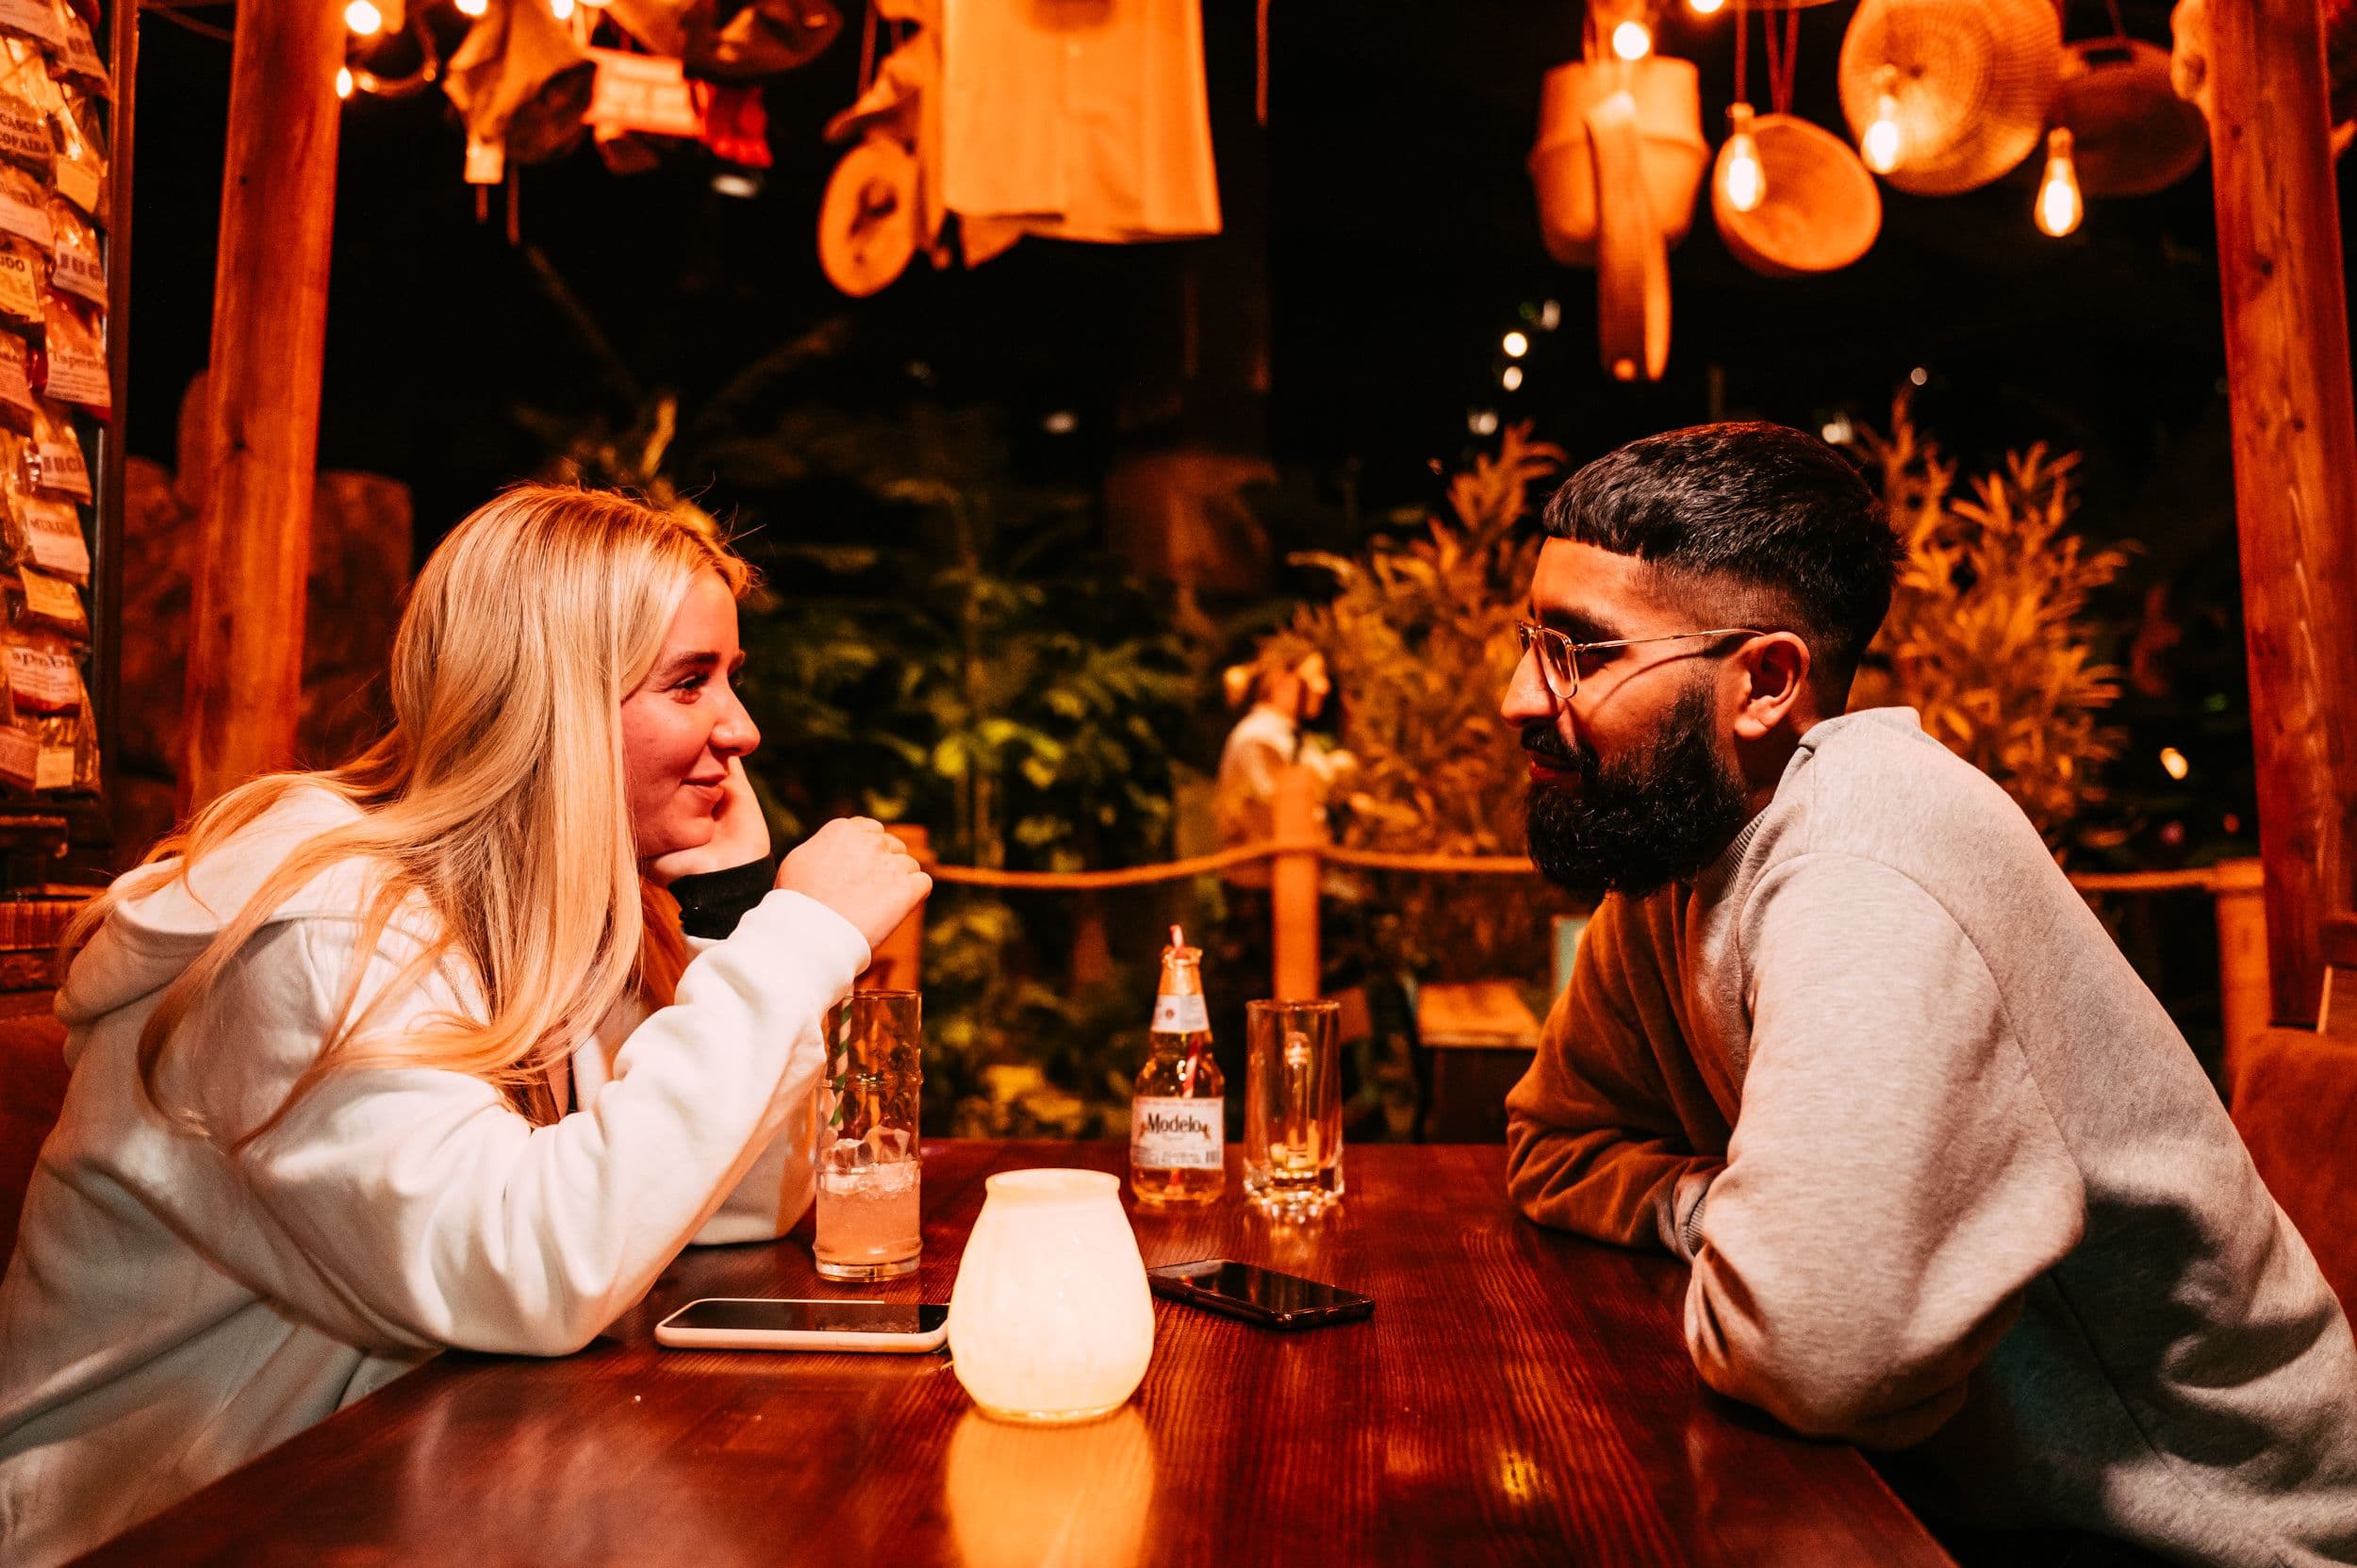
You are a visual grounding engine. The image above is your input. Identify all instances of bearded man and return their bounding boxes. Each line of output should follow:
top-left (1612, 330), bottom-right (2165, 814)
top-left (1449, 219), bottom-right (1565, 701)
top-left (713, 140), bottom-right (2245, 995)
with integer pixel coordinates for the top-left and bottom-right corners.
top-left (1500, 422), bottom-right (2357, 1566)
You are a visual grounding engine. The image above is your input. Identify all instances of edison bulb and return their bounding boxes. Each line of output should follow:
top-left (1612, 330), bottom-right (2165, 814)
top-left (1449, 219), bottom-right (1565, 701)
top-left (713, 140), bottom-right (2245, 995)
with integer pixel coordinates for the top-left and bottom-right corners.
top-left (336, 66), bottom-right (354, 99)
top-left (1721, 104), bottom-right (1765, 214)
top-left (2036, 127), bottom-right (2083, 238)
top-left (1862, 68), bottom-right (1903, 174)
top-left (343, 0), bottom-right (384, 35)
top-left (1610, 20), bottom-right (1652, 60)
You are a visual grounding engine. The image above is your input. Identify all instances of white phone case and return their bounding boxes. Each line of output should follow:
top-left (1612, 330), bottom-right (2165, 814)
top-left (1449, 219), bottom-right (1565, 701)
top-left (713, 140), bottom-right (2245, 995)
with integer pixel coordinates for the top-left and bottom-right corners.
top-left (653, 1299), bottom-right (948, 1353)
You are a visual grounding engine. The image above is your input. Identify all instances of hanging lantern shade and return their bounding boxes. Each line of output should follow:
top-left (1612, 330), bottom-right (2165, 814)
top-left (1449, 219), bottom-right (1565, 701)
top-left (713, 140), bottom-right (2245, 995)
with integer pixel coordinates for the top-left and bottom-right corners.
top-left (1713, 113), bottom-right (1881, 277)
top-left (2058, 38), bottom-right (2207, 196)
top-left (1529, 56), bottom-right (1708, 267)
top-left (1836, 0), bottom-right (2062, 196)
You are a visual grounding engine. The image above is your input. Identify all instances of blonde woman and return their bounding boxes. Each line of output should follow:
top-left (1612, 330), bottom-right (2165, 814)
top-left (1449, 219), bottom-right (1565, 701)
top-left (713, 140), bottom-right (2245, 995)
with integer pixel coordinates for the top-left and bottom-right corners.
top-left (0, 486), bottom-right (931, 1565)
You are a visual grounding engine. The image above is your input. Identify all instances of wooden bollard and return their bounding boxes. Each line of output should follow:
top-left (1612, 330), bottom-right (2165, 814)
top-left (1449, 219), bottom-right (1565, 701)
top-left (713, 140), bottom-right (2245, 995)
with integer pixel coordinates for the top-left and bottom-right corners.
top-left (861, 823), bottom-right (931, 992)
top-left (2210, 859), bottom-right (2269, 1079)
top-left (1270, 766), bottom-right (1323, 1000)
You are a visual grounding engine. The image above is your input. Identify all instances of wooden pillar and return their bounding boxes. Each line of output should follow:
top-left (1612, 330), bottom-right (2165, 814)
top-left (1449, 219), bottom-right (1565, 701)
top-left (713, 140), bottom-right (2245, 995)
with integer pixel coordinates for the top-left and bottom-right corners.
top-left (1270, 766), bottom-right (1322, 1000)
top-left (2210, 859), bottom-right (2270, 1079)
top-left (2205, 0), bottom-right (2357, 1027)
top-left (178, 0), bottom-right (344, 810)
top-left (862, 824), bottom-right (931, 991)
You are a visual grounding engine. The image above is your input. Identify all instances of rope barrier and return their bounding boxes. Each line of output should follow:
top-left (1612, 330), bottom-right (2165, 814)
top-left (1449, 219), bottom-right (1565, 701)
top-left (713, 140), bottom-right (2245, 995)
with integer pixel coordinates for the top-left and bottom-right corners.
top-left (921, 840), bottom-right (2263, 896)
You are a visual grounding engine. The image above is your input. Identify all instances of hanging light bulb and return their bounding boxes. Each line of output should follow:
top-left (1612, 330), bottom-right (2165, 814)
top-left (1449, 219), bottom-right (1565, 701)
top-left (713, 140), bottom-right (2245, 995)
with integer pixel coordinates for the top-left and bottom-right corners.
top-left (1689, 0), bottom-right (1725, 13)
top-left (336, 65), bottom-right (354, 99)
top-left (2036, 127), bottom-right (2083, 238)
top-left (455, 0), bottom-right (486, 14)
top-left (1721, 103), bottom-right (1765, 214)
top-left (1610, 19), bottom-right (1652, 60)
top-left (1862, 66), bottom-right (1903, 174)
top-left (343, 0), bottom-right (384, 35)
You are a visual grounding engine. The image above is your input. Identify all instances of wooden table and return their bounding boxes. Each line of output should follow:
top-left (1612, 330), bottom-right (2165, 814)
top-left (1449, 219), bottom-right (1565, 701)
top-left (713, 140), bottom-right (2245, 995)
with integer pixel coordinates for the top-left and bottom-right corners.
top-left (85, 1142), bottom-right (1953, 1567)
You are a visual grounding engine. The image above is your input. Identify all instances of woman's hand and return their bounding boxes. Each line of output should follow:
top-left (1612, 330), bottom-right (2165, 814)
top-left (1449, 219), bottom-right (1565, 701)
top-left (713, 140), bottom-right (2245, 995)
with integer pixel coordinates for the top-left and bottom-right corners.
top-left (777, 817), bottom-right (932, 951)
top-left (645, 758), bottom-right (773, 886)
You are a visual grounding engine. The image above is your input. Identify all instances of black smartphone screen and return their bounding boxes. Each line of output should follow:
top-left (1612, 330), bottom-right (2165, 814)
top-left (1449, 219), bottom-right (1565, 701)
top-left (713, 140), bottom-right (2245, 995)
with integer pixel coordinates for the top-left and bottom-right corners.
top-left (1146, 1260), bottom-right (1375, 1328)
top-left (664, 1299), bottom-right (949, 1335)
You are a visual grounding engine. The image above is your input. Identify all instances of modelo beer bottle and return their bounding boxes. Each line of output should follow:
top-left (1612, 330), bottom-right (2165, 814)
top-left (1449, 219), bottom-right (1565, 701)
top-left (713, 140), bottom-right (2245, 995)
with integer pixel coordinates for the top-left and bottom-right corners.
top-left (1129, 924), bottom-right (1226, 1206)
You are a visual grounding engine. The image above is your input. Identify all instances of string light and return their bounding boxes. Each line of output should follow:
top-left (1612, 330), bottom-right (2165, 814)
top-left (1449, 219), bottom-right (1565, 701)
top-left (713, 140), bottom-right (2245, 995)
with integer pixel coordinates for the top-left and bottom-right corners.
top-left (1502, 365), bottom-right (1525, 391)
top-left (551, 0), bottom-right (574, 18)
top-left (343, 0), bottom-right (384, 35)
top-left (455, 0), bottom-right (486, 13)
top-left (1862, 67), bottom-right (1903, 174)
top-left (2159, 746), bottom-right (2190, 781)
top-left (1720, 103), bottom-right (1764, 214)
top-left (336, 65), bottom-right (354, 99)
top-left (1610, 20), bottom-right (1652, 60)
top-left (1689, 0), bottom-right (1725, 13)
top-left (1502, 330), bottom-right (1529, 358)
top-left (2035, 127), bottom-right (2083, 238)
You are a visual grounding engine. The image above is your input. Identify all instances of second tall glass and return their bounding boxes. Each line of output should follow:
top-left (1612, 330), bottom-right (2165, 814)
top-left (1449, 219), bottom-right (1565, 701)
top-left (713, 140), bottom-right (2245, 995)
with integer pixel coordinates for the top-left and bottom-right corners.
top-left (814, 988), bottom-right (923, 1279)
top-left (1243, 999), bottom-right (1344, 1216)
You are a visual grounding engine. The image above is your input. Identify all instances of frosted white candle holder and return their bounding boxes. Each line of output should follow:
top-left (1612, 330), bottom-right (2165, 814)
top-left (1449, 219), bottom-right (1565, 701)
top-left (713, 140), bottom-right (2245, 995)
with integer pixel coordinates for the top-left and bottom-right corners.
top-left (947, 1168), bottom-right (1156, 1425)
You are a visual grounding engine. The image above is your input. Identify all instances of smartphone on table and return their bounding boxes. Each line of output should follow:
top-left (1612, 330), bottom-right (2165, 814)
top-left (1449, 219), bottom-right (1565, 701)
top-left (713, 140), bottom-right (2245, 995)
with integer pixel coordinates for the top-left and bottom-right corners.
top-left (654, 1297), bottom-right (949, 1352)
top-left (1146, 1259), bottom-right (1375, 1330)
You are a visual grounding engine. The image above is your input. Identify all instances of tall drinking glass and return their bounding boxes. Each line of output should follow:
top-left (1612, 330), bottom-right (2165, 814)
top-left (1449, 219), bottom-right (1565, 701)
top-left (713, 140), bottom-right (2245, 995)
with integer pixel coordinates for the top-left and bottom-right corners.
top-left (813, 989), bottom-right (923, 1280)
top-left (1243, 999), bottom-right (1344, 1215)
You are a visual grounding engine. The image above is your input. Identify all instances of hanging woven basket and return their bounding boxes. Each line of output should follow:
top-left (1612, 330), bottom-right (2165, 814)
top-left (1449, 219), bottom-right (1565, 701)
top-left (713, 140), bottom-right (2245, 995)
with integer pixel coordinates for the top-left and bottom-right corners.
top-left (1713, 112), bottom-right (1881, 277)
top-left (1837, 0), bottom-right (2063, 196)
top-left (1529, 55), bottom-right (1708, 267)
top-left (2059, 37), bottom-right (2207, 196)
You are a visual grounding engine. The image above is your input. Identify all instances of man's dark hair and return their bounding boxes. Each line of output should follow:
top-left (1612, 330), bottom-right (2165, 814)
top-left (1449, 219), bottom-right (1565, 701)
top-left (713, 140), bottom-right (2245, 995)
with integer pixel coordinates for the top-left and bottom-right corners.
top-left (1540, 421), bottom-right (1900, 694)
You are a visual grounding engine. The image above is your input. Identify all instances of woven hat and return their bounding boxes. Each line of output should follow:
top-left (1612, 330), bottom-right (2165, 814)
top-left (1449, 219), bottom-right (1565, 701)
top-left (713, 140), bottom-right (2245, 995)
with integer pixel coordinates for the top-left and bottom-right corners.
top-left (1587, 90), bottom-right (1671, 382)
top-left (1530, 55), bottom-right (1708, 267)
top-left (2058, 37), bottom-right (2206, 196)
top-left (1713, 112), bottom-right (1881, 277)
top-left (1837, 0), bottom-right (2063, 196)
top-left (818, 138), bottom-right (918, 297)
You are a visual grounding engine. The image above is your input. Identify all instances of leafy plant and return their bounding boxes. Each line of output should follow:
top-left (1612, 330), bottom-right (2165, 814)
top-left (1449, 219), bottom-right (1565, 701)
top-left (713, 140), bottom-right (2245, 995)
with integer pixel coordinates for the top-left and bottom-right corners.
top-left (1276, 422), bottom-right (1577, 979)
top-left (1852, 392), bottom-right (2131, 848)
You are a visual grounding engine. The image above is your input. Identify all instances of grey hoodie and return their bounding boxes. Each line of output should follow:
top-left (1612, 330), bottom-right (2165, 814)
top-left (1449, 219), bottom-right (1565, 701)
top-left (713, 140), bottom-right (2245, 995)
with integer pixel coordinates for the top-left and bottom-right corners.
top-left (1508, 708), bottom-right (2357, 1566)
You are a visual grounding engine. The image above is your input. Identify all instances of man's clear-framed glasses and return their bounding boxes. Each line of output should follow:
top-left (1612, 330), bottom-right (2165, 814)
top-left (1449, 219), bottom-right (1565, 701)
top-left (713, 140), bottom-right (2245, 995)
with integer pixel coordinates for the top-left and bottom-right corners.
top-left (1513, 621), bottom-right (1768, 701)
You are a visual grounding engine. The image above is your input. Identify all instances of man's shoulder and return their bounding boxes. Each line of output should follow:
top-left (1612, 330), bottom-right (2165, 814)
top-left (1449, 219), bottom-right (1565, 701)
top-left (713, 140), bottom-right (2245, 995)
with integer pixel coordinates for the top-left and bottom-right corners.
top-left (1740, 708), bottom-right (2070, 929)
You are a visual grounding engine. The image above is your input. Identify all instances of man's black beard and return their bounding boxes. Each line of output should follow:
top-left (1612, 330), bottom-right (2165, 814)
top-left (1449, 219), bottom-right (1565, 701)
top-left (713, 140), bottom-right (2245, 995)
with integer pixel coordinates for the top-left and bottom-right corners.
top-left (1522, 685), bottom-right (1752, 900)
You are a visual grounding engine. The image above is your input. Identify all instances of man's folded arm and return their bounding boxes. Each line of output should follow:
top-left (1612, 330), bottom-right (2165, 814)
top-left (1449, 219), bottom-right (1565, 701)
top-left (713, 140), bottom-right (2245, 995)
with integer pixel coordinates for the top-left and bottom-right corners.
top-left (1685, 856), bottom-right (2085, 1448)
top-left (1506, 900), bottom-right (1723, 1250)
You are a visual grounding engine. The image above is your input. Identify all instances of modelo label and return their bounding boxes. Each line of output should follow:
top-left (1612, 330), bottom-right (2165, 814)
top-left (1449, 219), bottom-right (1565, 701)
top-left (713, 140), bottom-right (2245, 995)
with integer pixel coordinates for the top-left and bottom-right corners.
top-left (1131, 1097), bottom-right (1223, 1170)
top-left (1149, 992), bottom-right (1209, 1032)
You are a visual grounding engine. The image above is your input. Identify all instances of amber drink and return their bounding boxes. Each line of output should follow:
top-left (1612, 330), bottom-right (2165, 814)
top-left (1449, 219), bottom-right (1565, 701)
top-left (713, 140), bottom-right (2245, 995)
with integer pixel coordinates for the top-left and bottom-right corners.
top-left (1129, 925), bottom-right (1225, 1206)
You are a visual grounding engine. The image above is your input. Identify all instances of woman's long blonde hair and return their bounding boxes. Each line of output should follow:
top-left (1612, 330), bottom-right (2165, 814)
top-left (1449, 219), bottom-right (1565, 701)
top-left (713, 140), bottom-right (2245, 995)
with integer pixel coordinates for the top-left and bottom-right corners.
top-left (68, 484), bottom-right (751, 1146)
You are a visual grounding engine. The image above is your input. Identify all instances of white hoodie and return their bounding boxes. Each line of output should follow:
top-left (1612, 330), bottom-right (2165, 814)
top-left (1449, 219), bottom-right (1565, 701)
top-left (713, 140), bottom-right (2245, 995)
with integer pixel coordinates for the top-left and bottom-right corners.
top-left (0, 789), bottom-right (869, 1565)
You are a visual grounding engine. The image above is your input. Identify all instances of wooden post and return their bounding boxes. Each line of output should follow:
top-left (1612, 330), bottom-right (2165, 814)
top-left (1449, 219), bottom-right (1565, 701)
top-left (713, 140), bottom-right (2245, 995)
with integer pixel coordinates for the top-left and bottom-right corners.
top-left (2205, 0), bottom-right (2357, 1027)
top-left (2210, 859), bottom-right (2269, 1079)
top-left (862, 824), bottom-right (931, 991)
top-left (1270, 765), bottom-right (1322, 1000)
top-left (178, 0), bottom-right (345, 810)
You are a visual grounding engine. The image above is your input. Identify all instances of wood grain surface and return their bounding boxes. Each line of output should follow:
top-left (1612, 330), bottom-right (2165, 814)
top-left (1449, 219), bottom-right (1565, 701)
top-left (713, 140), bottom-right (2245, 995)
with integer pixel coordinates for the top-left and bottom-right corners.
top-left (81, 1142), bottom-right (1952, 1567)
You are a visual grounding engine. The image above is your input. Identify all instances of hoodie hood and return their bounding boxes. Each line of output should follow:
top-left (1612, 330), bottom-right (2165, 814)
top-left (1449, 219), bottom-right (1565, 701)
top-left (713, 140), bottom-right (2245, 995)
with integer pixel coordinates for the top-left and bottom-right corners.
top-left (58, 788), bottom-right (390, 1032)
